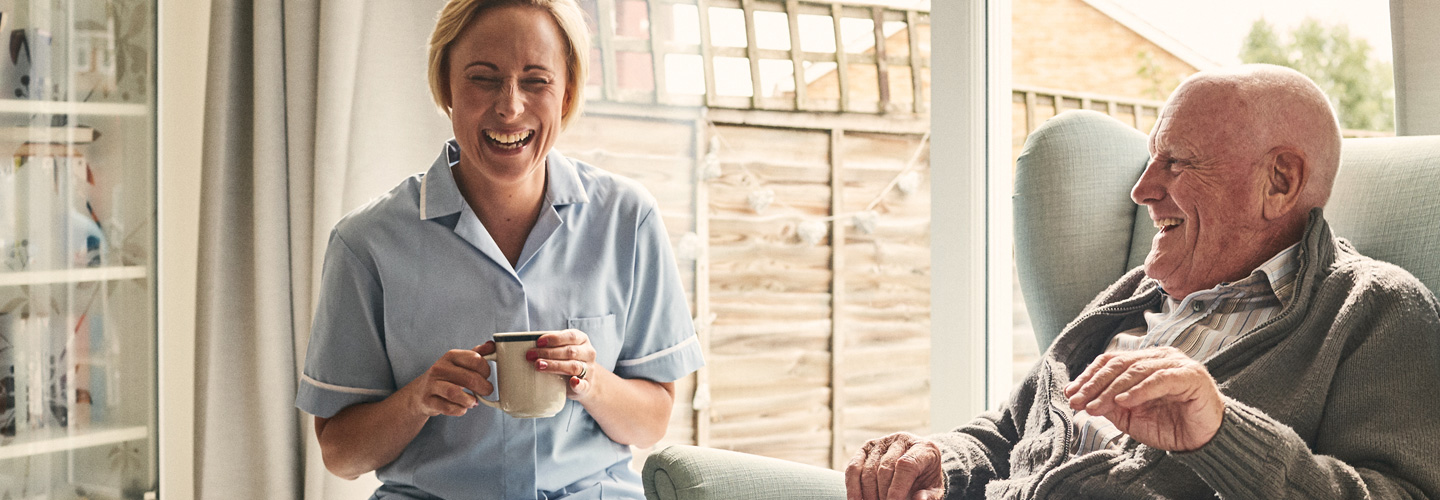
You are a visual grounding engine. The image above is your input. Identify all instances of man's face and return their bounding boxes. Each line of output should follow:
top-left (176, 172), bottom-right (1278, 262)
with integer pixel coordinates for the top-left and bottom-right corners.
top-left (1130, 84), bottom-right (1273, 298)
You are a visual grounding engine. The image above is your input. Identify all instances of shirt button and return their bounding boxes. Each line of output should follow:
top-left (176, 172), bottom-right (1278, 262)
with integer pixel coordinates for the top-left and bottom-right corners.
top-left (1192, 301), bottom-right (1203, 312)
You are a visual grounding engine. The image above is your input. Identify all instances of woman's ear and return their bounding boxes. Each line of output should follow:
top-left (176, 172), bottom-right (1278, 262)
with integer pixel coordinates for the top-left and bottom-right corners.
top-left (1262, 147), bottom-right (1307, 220)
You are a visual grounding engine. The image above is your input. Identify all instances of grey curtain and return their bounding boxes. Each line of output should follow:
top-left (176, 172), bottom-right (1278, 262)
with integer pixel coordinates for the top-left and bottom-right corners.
top-left (196, 1), bottom-right (449, 498)
top-left (196, 0), bottom-right (318, 498)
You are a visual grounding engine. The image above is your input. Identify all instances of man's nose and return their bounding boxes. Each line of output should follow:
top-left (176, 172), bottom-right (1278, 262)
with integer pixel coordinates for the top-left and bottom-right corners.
top-left (1131, 157), bottom-right (1168, 205)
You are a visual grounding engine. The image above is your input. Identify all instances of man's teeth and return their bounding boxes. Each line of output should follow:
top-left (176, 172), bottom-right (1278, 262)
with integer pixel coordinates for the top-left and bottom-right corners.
top-left (486, 130), bottom-right (532, 147)
top-left (1155, 217), bottom-right (1184, 229)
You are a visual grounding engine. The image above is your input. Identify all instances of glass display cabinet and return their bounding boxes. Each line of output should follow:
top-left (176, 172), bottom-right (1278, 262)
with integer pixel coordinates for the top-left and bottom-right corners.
top-left (0, 0), bottom-right (156, 498)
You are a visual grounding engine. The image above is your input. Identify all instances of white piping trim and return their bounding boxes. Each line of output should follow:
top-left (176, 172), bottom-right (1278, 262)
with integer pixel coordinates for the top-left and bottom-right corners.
top-left (301, 373), bottom-right (392, 397)
top-left (616, 335), bottom-right (699, 367)
top-left (420, 173), bottom-right (429, 219)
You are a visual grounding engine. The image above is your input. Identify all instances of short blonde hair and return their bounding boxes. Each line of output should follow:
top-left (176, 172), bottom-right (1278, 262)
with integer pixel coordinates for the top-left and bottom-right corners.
top-left (427, 0), bottom-right (590, 130)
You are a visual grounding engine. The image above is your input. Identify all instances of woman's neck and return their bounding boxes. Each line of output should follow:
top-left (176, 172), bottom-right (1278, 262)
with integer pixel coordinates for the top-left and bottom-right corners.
top-left (452, 160), bottom-right (548, 267)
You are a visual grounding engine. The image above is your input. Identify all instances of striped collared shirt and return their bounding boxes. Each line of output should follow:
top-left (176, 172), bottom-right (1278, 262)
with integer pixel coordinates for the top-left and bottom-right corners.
top-left (1070, 243), bottom-right (1301, 455)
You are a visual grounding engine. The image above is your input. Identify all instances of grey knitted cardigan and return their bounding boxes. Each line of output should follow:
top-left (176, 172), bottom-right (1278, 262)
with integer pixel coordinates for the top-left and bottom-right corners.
top-left (933, 211), bottom-right (1440, 499)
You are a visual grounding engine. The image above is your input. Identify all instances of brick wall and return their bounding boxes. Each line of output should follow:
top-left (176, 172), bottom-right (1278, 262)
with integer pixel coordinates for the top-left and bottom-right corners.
top-left (1013, 0), bottom-right (1198, 100)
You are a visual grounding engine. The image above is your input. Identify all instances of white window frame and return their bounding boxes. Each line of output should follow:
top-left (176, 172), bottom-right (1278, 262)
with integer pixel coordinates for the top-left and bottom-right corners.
top-left (929, 0), bottom-right (1013, 431)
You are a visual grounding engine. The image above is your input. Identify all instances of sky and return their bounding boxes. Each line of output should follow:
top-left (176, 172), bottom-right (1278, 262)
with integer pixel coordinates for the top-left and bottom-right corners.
top-left (1106, 0), bottom-right (1394, 65)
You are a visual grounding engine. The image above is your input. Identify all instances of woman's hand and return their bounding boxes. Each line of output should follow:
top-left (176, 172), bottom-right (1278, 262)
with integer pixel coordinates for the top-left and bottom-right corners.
top-left (529, 329), bottom-right (600, 400)
top-left (316, 342), bottom-right (496, 479)
top-left (402, 342), bottom-right (496, 417)
top-left (528, 328), bottom-right (675, 447)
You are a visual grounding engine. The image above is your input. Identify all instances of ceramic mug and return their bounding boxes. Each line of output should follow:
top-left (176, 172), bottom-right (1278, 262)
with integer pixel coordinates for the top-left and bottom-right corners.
top-left (479, 332), bottom-right (567, 418)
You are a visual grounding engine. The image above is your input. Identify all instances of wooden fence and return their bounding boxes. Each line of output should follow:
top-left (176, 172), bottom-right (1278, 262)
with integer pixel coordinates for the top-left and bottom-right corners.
top-left (580, 0), bottom-right (930, 114)
top-left (1012, 84), bottom-right (1393, 160)
top-left (558, 101), bottom-right (930, 470)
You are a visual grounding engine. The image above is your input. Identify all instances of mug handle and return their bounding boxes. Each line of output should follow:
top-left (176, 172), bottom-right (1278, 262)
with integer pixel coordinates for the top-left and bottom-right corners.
top-left (476, 352), bottom-right (502, 410)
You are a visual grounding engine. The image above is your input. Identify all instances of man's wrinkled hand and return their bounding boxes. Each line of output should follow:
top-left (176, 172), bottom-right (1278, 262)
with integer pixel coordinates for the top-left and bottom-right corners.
top-left (844, 432), bottom-right (945, 500)
top-left (1064, 346), bottom-right (1225, 451)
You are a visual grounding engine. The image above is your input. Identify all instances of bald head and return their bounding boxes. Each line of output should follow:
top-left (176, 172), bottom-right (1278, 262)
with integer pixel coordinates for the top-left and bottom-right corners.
top-left (1169, 64), bottom-right (1343, 209)
top-left (1130, 64), bottom-right (1344, 297)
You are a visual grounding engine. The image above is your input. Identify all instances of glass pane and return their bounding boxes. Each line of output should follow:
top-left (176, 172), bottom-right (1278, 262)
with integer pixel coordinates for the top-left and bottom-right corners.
top-left (664, 54), bottom-right (706, 95)
top-left (753, 11), bottom-right (791, 51)
top-left (1, 0), bottom-right (157, 497)
top-left (616, 51), bottom-right (654, 91)
top-left (670, 4), bottom-right (701, 45)
top-left (714, 57), bottom-right (754, 96)
top-left (616, 0), bottom-right (650, 39)
top-left (883, 21), bottom-right (909, 58)
top-left (709, 8), bottom-right (748, 48)
top-left (839, 17), bottom-right (874, 54)
top-left (758, 59), bottom-right (794, 98)
top-left (802, 61), bottom-right (840, 101)
top-left (798, 14), bottom-right (837, 53)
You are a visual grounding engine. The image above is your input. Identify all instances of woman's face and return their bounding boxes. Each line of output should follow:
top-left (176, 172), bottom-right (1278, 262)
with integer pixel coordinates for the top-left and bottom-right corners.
top-left (447, 5), bottom-right (570, 186)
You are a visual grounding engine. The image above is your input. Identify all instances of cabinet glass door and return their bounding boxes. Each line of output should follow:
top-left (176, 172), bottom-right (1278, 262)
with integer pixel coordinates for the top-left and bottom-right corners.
top-left (0, 0), bottom-right (156, 498)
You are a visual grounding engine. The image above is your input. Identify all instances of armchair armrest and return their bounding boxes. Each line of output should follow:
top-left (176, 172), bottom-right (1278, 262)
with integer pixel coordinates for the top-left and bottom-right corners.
top-left (642, 445), bottom-right (846, 500)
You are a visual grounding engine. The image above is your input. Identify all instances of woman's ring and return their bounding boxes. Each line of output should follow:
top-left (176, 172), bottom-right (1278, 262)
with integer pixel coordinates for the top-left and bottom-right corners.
top-left (578, 364), bottom-right (589, 380)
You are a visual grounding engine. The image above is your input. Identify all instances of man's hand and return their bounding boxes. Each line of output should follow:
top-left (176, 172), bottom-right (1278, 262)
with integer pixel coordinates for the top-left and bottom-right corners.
top-left (1064, 346), bottom-right (1225, 451)
top-left (845, 432), bottom-right (945, 500)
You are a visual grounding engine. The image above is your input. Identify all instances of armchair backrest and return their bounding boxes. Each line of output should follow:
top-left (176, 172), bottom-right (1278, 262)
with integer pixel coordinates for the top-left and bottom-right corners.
top-left (1015, 110), bottom-right (1440, 351)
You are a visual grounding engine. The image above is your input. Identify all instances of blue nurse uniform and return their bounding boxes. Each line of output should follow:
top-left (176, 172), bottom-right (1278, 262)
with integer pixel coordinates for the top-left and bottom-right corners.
top-left (295, 140), bottom-right (705, 499)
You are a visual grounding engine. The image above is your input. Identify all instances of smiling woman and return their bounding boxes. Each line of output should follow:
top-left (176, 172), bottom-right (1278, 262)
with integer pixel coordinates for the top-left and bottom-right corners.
top-left (293, 1), bottom-right (706, 499)
top-left (444, 5), bottom-right (573, 264)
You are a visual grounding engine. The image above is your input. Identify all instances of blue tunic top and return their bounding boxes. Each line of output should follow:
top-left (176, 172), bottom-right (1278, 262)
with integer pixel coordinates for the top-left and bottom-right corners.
top-left (295, 141), bottom-right (704, 499)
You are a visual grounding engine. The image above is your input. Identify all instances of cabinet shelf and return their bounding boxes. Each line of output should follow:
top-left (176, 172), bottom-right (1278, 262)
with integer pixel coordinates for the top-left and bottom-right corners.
top-left (0, 266), bottom-right (148, 287)
top-left (0, 426), bottom-right (149, 460)
top-left (0, 99), bottom-right (148, 117)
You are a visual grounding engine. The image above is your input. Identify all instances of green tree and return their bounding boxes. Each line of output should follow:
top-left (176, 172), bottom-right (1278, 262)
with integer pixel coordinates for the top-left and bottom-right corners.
top-left (1135, 50), bottom-right (1177, 100)
top-left (1240, 18), bottom-right (1395, 132)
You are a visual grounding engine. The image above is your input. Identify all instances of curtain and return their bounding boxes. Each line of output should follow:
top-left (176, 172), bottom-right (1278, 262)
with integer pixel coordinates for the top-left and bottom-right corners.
top-left (196, 1), bottom-right (449, 498)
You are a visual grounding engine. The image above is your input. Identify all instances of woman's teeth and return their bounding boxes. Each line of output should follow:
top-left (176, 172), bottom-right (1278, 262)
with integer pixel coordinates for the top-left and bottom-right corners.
top-left (485, 130), bottom-right (532, 149)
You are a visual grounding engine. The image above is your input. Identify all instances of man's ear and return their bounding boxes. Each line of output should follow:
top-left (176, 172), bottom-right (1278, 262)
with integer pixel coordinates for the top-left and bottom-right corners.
top-left (1262, 146), bottom-right (1306, 220)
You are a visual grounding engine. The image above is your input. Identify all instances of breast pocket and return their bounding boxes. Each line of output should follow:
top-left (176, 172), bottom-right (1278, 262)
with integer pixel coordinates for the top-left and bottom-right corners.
top-left (568, 314), bottom-right (619, 370)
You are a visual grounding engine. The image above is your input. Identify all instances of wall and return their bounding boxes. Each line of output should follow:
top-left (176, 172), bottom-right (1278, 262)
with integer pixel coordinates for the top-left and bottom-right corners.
top-left (1392, 0), bottom-right (1440, 135)
top-left (1012, 0), bottom-right (1196, 100)
top-left (157, 0), bottom-right (210, 498)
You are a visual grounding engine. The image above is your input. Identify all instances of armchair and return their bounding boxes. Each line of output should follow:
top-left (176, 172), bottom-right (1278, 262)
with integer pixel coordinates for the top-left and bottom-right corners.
top-left (642, 110), bottom-right (1440, 499)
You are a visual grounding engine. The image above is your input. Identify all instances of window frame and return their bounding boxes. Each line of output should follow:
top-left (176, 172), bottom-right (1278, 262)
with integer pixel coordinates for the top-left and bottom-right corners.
top-left (928, 0), bottom-right (1013, 430)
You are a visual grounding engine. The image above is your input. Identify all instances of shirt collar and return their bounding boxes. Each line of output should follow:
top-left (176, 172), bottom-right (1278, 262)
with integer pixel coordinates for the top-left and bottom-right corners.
top-left (419, 140), bottom-right (589, 221)
top-left (1251, 242), bottom-right (1302, 305)
top-left (1160, 242), bottom-right (1302, 305)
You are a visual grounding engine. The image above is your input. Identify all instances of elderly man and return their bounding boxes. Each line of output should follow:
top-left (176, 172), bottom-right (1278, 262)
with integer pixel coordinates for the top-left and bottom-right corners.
top-left (847, 64), bottom-right (1440, 499)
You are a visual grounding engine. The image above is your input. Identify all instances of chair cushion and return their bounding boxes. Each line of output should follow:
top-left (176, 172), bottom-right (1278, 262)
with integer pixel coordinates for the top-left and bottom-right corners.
top-left (1325, 135), bottom-right (1440, 296)
top-left (1013, 110), bottom-right (1150, 349)
top-left (642, 445), bottom-right (844, 500)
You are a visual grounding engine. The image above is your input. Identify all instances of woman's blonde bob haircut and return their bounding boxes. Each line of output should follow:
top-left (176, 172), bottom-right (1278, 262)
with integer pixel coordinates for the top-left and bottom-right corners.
top-left (427, 0), bottom-right (590, 130)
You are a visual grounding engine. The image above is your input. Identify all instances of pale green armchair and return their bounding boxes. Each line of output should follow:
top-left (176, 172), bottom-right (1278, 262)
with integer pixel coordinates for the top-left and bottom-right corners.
top-left (642, 110), bottom-right (1440, 499)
